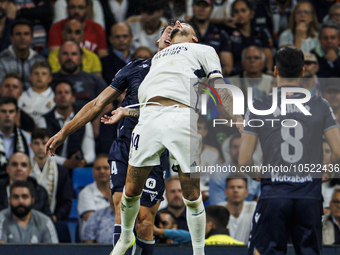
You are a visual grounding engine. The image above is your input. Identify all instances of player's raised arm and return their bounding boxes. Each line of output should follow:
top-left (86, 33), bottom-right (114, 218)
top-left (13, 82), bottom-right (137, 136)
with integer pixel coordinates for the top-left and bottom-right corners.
top-left (45, 86), bottom-right (121, 156)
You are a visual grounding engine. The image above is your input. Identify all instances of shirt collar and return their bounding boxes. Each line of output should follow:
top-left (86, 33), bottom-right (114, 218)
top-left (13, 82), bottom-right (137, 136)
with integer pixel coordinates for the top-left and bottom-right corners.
top-left (0, 130), bottom-right (15, 138)
top-left (113, 48), bottom-right (132, 63)
top-left (27, 87), bottom-right (53, 98)
top-left (54, 110), bottom-right (74, 121)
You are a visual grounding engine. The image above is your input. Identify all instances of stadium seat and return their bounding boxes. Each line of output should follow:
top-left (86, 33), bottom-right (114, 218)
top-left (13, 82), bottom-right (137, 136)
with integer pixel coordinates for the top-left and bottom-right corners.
top-left (69, 199), bottom-right (78, 219)
top-left (72, 167), bottom-right (94, 197)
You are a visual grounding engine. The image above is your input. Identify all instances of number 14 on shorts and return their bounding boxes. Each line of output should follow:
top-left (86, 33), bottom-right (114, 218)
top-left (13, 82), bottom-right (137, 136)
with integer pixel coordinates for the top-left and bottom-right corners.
top-left (131, 132), bottom-right (140, 150)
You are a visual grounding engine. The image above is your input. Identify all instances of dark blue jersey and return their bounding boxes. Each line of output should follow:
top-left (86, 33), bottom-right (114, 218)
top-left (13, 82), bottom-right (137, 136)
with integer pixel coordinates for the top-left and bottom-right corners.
top-left (244, 86), bottom-right (338, 200)
top-left (108, 58), bottom-right (151, 162)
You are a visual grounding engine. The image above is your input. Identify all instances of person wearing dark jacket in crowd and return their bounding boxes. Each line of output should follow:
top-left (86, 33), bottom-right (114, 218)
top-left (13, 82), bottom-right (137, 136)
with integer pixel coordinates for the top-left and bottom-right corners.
top-left (0, 152), bottom-right (51, 216)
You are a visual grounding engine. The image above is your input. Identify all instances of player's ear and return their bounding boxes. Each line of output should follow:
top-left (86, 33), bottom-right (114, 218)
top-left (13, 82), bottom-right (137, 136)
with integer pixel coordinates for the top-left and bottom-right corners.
top-left (300, 67), bottom-right (305, 77)
top-left (192, 36), bottom-right (198, 43)
top-left (273, 66), bottom-right (278, 77)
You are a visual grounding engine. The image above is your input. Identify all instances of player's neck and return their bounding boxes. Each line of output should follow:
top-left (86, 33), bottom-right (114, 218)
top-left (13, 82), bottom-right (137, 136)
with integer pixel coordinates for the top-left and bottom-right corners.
top-left (13, 211), bottom-right (32, 228)
top-left (226, 201), bottom-right (244, 218)
top-left (276, 77), bottom-right (300, 87)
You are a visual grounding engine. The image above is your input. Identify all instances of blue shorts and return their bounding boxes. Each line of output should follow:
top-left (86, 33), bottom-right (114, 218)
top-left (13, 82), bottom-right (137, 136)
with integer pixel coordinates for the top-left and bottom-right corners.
top-left (248, 198), bottom-right (322, 255)
top-left (110, 160), bottom-right (165, 207)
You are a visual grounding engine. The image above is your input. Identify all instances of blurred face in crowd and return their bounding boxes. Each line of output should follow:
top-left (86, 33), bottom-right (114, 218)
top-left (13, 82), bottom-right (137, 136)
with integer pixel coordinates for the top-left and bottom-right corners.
top-left (0, 77), bottom-right (22, 99)
top-left (63, 19), bottom-right (84, 45)
top-left (319, 27), bottom-right (340, 52)
top-left (193, 1), bottom-right (212, 22)
top-left (10, 186), bottom-right (34, 218)
top-left (294, 2), bottom-right (313, 26)
top-left (93, 156), bottom-right (110, 184)
top-left (109, 23), bottom-right (132, 52)
top-left (67, 0), bottom-right (87, 22)
top-left (31, 137), bottom-right (49, 161)
top-left (159, 213), bottom-right (177, 229)
top-left (11, 25), bottom-right (33, 52)
top-left (229, 137), bottom-right (241, 166)
top-left (232, 1), bottom-right (253, 26)
top-left (323, 141), bottom-right (332, 165)
top-left (165, 180), bottom-right (185, 210)
top-left (323, 88), bottom-right (340, 110)
top-left (330, 7), bottom-right (340, 27)
top-left (30, 67), bottom-right (52, 91)
top-left (54, 82), bottom-right (75, 109)
top-left (6, 153), bottom-right (31, 183)
top-left (197, 121), bottom-right (208, 138)
top-left (330, 191), bottom-right (340, 221)
top-left (242, 47), bottom-right (264, 76)
top-left (303, 60), bottom-right (318, 78)
top-left (0, 102), bottom-right (17, 132)
top-left (225, 178), bottom-right (248, 205)
top-left (58, 41), bottom-right (81, 74)
top-left (0, 0), bottom-right (9, 19)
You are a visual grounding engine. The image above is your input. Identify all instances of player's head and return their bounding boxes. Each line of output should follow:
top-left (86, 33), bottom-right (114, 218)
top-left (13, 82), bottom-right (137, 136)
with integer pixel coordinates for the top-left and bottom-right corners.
top-left (157, 19), bottom-right (179, 51)
top-left (170, 21), bottom-right (198, 44)
top-left (274, 46), bottom-right (304, 81)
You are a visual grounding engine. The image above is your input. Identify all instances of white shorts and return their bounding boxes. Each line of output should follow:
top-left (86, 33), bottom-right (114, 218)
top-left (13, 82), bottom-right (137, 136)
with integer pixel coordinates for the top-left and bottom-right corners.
top-left (128, 105), bottom-right (200, 173)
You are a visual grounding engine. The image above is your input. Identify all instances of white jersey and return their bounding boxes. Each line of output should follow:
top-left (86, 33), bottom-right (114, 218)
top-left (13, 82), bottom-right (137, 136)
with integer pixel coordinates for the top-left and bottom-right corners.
top-left (138, 43), bottom-right (223, 108)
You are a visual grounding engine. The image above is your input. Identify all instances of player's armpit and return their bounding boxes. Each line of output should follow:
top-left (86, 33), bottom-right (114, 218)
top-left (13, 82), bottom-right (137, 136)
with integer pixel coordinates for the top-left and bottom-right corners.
top-left (324, 127), bottom-right (340, 164)
top-left (238, 132), bottom-right (260, 179)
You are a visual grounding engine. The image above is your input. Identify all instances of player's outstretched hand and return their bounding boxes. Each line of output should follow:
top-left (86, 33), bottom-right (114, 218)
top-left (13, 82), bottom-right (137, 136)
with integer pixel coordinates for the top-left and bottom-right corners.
top-left (45, 131), bottom-right (66, 156)
top-left (101, 107), bottom-right (126, 125)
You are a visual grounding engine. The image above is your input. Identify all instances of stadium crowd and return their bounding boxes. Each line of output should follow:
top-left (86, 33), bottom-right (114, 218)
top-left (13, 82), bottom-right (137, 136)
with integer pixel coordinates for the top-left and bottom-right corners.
top-left (0, 0), bottom-right (339, 247)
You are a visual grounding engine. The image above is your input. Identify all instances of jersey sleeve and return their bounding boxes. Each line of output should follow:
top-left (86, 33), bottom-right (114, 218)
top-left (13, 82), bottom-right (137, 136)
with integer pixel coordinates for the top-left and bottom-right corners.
top-left (199, 45), bottom-right (223, 79)
top-left (322, 98), bottom-right (338, 132)
top-left (109, 60), bottom-right (141, 93)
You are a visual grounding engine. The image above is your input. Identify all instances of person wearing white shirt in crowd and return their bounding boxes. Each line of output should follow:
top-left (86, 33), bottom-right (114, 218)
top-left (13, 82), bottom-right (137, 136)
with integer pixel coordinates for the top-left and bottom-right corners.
top-left (219, 172), bottom-right (256, 243)
top-left (77, 154), bottom-right (111, 239)
top-left (18, 61), bottom-right (55, 127)
top-left (40, 81), bottom-right (95, 170)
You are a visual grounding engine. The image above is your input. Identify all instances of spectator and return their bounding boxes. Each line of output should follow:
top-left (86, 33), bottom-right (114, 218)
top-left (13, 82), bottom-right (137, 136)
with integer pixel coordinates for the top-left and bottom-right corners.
top-left (205, 205), bottom-right (244, 245)
top-left (0, 19), bottom-right (45, 90)
top-left (279, 0), bottom-right (319, 52)
top-left (48, 0), bottom-right (108, 58)
top-left (228, 0), bottom-right (273, 75)
top-left (189, 0), bottom-right (233, 76)
top-left (7, 0), bottom-right (52, 52)
top-left (311, 21), bottom-right (340, 78)
top-left (126, 0), bottom-right (167, 52)
top-left (322, 81), bottom-right (340, 125)
top-left (164, 176), bottom-right (188, 230)
top-left (300, 52), bottom-right (322, 96)
top-left (0, 0), bottom-right (14, 53)
top-left (219, 172), bottom-right (257, 243)
top-left (154, 209), bottom-right (179, 244)
top-left (209, 134), bottom-right (259, 205)
top-left (323, 186), bottom-right (340, 244)
top-left (77, 154), bottom-right (110, 238)
top-left (53, 0), bottom-right (105, 29)
top-left (328, 3), bottom-right (340, 27)
top-left (29, 128), bottom-right (72, 222)
top-left (310, 0), bottom-right (337, 23)
top-left (0, 97), bottom-right (32, 174)
top-left (228, 46), bottom-right (273, 99)
top-left (0, 181), bottom-right (58, 243)
top-left (41, 81), bottom-right (95, 169)
top-left (131, 46), bottom-right (154, 60)
top-left (322, 138), bottom-right (336, 211)
top-left (98, 0), bottom-right (140, 39)
top-left (48, 19), bottom-right (102, 76)
top-left (0, 73), bottom-right (35, 133)
top-left (101, 22), bottom-right (133, 85)
top-left (18, 61), bottom-right (55, 127)
top-left (50, 41), bottom-right (106, 110)
top-left (163, 0), bottom-right (187, 21)
top-left (254, 0), bottom-right (297, 40)
top-left (82, 196), bottom-right (115, 244)
top-left (0, 152), bottom-right (51, 216)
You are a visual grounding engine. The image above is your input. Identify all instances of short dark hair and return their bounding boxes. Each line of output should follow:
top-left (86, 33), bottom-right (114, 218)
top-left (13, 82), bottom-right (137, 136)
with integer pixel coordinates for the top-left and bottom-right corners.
top-left (95, 153), bottom-right (109, 161)
top-left (31, 61), bottom-right (52, 74)
top-left (205, 205), bottom-right (230, 227)
top-left (319, 21), bottom-right (340, 37)
top-left (1, 73), bottom-right (22, 85)
top-left (53, 80), bottom-right (76, 95)
top-left (140, 0), bottom-right (166, 14)
top-left (10, 180), bottom-right (36, 198)
top-left (11, 19), bottom-right (33, 35)
top-left (32, 128), bottom-right (53, 140)
top-left (231, 0), bottom-right (254, 14)
top-left (161, 19), bottom-right (177, 35)
top-left (0, 96), bottom-right (18, 111)
top-left (66, 0), bottom-right (88, 6)
top-left (226, 172), bottom-right (248, 188)
top-left (275, 46), bottom-right (304, 78)
top-left (158, 208), bottom-right (177, 225)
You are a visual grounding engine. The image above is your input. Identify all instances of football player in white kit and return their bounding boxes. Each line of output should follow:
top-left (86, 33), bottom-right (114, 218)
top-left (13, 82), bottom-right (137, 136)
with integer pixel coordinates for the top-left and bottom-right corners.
top-left (106, 21), bottom-right (242, 255)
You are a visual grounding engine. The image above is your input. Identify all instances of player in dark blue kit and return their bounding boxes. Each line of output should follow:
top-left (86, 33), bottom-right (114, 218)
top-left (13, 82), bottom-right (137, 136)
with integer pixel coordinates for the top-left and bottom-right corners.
top-left (239, 46), bottom-right (340, 255)
top-left (45, 21), bottom-right (179, 255)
